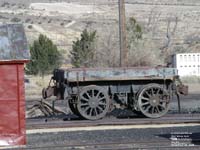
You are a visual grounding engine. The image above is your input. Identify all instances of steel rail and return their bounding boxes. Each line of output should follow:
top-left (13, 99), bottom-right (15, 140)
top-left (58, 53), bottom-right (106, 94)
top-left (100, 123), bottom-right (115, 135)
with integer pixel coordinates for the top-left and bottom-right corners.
top-left (26, 114), bottom-right (200, 130)
top-left (8, 139), bottom-right (200, 150)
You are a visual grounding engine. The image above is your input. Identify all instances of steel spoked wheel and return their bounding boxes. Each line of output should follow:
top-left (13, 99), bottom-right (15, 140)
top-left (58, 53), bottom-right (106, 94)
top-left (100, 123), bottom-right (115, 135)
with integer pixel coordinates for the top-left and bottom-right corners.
top-left (77, 85), bottom-right (110, 120)
top-left (138, 84), bottom-right (170, 118)
top-left (68, 99), bottom-right (81, 117)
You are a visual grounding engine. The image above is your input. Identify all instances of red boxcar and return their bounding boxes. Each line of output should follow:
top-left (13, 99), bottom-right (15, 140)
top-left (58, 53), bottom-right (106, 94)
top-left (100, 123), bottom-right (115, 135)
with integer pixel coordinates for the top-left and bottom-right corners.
top-left (0, 24), bottom-right (29, 146)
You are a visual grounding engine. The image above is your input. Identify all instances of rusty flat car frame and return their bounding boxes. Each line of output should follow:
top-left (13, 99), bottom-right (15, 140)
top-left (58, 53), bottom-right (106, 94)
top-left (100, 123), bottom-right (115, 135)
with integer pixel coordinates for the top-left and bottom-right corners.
top-left (43, 67), bottom-right (188, 120)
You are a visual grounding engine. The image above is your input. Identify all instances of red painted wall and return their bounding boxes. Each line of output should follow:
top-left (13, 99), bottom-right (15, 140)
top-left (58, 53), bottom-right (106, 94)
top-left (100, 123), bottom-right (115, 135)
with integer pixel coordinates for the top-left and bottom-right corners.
top-left (0, 62), bottom-right (26, 146)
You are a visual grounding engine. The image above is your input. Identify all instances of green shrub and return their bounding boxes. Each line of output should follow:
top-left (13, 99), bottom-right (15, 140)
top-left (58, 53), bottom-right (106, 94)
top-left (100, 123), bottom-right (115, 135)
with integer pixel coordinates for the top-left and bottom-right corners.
top-left (70, 29), bottom-right (97, 67)
top-left (26, 34), bottom-right (61, 77)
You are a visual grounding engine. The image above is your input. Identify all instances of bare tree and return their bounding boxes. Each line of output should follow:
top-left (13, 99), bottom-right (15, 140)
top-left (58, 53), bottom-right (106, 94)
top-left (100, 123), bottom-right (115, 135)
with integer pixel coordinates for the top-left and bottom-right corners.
top-left (161, 15), bottom-right (178, 58)
top-left (146, 7), bottom-right (161, 37)
top-left (95, 25), bottom-right (120, 67)
top-left (127, 17), bottom-right (162, 67)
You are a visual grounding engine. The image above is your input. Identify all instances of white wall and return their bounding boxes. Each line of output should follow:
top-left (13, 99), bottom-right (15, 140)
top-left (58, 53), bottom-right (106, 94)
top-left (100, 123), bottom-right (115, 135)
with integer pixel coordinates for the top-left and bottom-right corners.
top-left (175, 53), bottom-right (200, 76)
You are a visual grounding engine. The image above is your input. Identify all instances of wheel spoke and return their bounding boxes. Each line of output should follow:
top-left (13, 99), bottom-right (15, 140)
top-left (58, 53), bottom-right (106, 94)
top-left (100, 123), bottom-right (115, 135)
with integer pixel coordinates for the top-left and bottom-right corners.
top-left (145, 91), bottom-right (151, 98)
top-left (96, 91), bottom-right (101, 98)
top-left (141, 96), bottom-right (150, 101)
top-left (80, 103), bottom-right (89, 107)
top-left (81, 97), bottom-right (89, 102)
top-left (83, 106), bottom-right (90, 113)
top-left (155, 106), bottom-right (161, 113)
top-left (92, 90), bottom-right (95, 97)
top-left (86, 92), bottom-right (91, 99)
top-left (99, 102), bottom-right (106, 106)
top-left (151, 88), bottom-right (154, 96)
top-left (94, 108), bottom-right (98, 115)
top-left (89, 108), bottom-right (93, 116)
top-left (141, 101), bottom-right (150, 106)
top-left (98, 96), bottom-right (106, 101)
top-left (144, 105), bottom-right (151, 113)
top-left (97, 106), bottom-right (104, 112)
top-left (158, 104), bottom-right (166, 110)
top-left (156, 88), bottom-right (161, 95)
top-left (151, 107), bottom-right (155, 114)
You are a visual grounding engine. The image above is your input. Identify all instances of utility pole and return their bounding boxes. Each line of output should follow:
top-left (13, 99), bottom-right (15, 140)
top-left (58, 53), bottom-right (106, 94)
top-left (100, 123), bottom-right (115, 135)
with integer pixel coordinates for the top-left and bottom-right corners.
top-left (118, 0), bottom-right (128, 67)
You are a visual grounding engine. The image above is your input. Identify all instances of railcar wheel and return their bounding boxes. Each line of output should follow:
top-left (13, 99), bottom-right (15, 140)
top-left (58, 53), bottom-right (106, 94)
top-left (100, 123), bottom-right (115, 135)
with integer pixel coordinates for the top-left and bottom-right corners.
top-left (68, 99), bottom-right (81, 117)
top-left (77, 85), bottom-right (110, 120)
top-left (138, 84), bottom-right (170, 118)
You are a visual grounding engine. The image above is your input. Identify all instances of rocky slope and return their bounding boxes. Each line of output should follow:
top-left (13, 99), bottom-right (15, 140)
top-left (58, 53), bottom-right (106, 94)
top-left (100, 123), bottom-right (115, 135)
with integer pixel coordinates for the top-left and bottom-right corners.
top-left (0, 0), bottom-right (200, 63)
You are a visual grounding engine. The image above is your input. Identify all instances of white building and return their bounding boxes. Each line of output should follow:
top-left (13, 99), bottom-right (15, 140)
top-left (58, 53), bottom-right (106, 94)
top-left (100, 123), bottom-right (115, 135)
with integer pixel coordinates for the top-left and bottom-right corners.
top-left (172, 53), bottom-right (200, 76)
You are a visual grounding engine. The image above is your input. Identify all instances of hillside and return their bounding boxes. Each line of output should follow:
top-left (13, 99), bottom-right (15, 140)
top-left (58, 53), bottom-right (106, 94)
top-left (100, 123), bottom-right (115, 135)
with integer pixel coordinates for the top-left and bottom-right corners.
top-left (0, 0), bottom-right (200, 65)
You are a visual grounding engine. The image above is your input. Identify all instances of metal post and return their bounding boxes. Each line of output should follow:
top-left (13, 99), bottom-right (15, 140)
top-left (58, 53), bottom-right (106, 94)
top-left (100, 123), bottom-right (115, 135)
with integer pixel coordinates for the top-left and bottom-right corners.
top-left (176, 93), bottom-right (181, 113)
top-left (118, 0), bottom-right (128, 67)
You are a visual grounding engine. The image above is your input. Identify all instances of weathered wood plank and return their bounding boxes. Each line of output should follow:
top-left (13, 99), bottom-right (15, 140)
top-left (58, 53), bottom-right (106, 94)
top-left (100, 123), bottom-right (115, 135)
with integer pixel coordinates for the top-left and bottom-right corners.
top-left (63, 67), bottom-right (178, 82)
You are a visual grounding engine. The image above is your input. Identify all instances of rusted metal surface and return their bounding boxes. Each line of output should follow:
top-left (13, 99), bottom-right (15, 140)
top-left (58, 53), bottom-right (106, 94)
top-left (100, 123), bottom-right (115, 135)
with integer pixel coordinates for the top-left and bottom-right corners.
top-left (0, 24), bottom-right (29, 146)
top-left (64, 67), bottom-right (178, 82)
top-left (47, 67), bottom-right (188, 120)
top-left (138, 84), bottom-right (170, 118)
top-left (42, 86), bottom-right (55, 99)
top-left (0, 24), bottom-right (29, 61)
top-left (177, 84), bottom-right (189, 95)
top-left (77, 85), bottom-right (110, 120)
top-left (0, 63), bottom-right (26, 146)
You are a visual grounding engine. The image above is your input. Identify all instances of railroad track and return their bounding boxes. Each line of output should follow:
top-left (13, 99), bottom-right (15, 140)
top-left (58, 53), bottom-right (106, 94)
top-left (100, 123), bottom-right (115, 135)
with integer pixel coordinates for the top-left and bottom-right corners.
top-left (8, 139), bottom-right (199, 150)
top-left (10, 114), bottom-right (200, 150)
top-left (27, 114), bottom-right (200, 130)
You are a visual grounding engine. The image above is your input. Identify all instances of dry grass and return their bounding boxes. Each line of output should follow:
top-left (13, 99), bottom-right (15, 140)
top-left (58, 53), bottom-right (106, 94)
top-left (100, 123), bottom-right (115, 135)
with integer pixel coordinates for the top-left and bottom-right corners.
top-left (181, 76), bottom-right (200, 84)
top-left (185, 83), bottom-right (200, 94)
top-left (25, 75), bottom-right (52, 100)
top-left (180, 76), bottom-right (200, 94)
